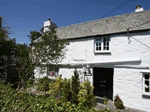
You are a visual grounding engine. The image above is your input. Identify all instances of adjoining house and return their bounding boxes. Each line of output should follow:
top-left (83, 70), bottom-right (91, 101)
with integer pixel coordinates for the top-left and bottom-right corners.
top-left (33, 5), bottom-right (150, 111)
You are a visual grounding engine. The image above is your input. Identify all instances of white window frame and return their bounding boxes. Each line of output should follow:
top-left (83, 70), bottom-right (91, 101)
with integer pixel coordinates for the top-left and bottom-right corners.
top-left (140, 70), bottom-right (150, 96)
top-left (143, 73), bottom-right (150, 96)
top-left (94, 37), bottom-right (111, 53)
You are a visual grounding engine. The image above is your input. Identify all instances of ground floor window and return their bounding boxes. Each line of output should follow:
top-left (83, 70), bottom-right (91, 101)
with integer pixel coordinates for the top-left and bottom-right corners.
top-left (47, 67), bottom-right (59, 77)
top-left (139, 70), bottom-right (150, 95)
top-left (143, 74), bottom-right (150, 94)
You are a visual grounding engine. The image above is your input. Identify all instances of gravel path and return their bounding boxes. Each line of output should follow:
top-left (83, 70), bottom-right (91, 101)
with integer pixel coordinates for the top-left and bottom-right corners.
top-left (19, 85), bottom-right (46, 95)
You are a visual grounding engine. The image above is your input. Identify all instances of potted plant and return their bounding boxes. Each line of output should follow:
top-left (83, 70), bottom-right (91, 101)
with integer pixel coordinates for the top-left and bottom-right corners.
top-left (114, 94), bottom-right (124, 109)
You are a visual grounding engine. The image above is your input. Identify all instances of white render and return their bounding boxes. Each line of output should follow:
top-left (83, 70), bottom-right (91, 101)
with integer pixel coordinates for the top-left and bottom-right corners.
top-left (32, 9), bottom-right (150, 111)
top-left (34, 30), bottom-right (150, 111)
top-left (135, 7), bottom-right (144, 12)
top-left (43, 19), bottom-right (57, 32)
top-left (57, 31), bottom-right (150, 112)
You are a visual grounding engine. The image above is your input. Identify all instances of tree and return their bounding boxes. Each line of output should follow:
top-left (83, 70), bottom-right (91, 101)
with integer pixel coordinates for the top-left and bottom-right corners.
top-left (31, 26), bottom-right (68, 77)
top-left (27, 31), bottom-right (42, 44)
top-left (10, 25), bottom-right (68, 88)
top-left (0, 17), bottom-right (16, 84)
top-left (0, 17), bottom-right (14, 67)
top-left (0, 20), bottom-right (68, 88)
top-left (15, 43), bottom-right (35, 88)
top-left (0, 17), bottom-right (9, 39)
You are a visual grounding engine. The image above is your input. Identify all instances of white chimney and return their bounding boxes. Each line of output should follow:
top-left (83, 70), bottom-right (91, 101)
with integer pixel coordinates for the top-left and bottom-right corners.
top-left (43, 18), bottom-right (57, 32)
top-left (43, 18), bottom-right (51, 32)
top-left (135, 5), bottom-right (144, 12)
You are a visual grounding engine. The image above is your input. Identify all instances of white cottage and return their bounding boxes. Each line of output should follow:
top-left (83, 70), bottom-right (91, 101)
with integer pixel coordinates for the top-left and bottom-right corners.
top-left (33, 6), bottom-right (150, 111)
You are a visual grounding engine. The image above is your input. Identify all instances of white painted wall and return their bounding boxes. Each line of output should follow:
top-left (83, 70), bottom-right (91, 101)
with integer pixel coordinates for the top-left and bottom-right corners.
top-left (61, 31), bottom-right (150, 66)
top-left (34, 30), bottom-right (150, 111)
top-left (58, 31), bottom-right (150, 111)
top-left (59, 67), bottom-right (93, 84)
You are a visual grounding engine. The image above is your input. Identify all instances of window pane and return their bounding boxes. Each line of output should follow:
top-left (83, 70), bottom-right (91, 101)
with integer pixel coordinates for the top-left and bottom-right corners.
top-left (104, 38), bottom-right (106, 42)
top-left (96, 38), bottom-right (101, 41)
top-left (145, 81), bottom-right (149, 86)
top-left (107, 47), bottom-right (109, 50)
top-left (145, 74), bottom-right (149, 79)
top-left (104, 47), bottom-right (106, 50)
top-left (99, 43), bottom-right (101, 46)
top-left (106, 38), bottom-right (109, 41)
top-left (145, 87), bottom-right (149, 92)
top-left (96, 47), bottom-right (98, 50)
top-left (104, 42), bottom-right (106, 46)
top-left (96, 43), bottom-right (98, 46)
top-left (99, 47), bottom-right (101, 50)
top-left (107, 42), bottom-right (109, 46)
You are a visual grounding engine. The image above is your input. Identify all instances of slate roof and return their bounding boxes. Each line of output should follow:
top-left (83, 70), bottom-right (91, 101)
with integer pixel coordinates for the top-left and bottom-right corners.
top-left (33, 10), bottom-right (150, 43)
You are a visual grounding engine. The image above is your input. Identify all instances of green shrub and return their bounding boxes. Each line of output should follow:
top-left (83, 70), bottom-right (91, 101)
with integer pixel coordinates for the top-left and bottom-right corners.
top-left (61, 78), bottom-right (72, 102)
top-left (48, 70), bottom-right (96, 109)
top-left (71, 69), bottom-right (80, 104)
top-left (37, 77), bottom-right (54, 91)
top-left (0, 83), bottom-right (98, 112)
top-left (78, 81), bottom-right (96, 108)
top-left (47, 76), bottom-right (72, 102)
top-left (47, 70), bottom-right (80, 104)
top-left (47, 76), bottom-right (63, 98)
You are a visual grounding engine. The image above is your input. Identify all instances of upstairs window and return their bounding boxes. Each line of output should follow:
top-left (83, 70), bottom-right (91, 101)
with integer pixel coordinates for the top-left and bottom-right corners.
top-left (95, 37), bottom-right (110, 53)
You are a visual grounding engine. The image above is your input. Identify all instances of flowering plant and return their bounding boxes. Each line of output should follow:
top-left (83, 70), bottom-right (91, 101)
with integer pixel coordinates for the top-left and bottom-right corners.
top-left (114, 95), bottom-right (122, 103)
top-left (114, 94), bottom-right (124, 109)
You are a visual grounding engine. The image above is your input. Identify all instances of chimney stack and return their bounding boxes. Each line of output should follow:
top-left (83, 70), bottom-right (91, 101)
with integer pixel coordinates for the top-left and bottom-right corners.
top-left (135, 5), bottom-right (144, 12)
top-left (43, 18), bottom-right (57, 32)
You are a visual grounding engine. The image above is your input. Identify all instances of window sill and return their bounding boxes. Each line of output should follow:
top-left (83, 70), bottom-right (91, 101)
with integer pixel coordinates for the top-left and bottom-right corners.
top-left (95, 51), bottom-right (111, 54)
top-left (143, 92), bottom-right (150, 96)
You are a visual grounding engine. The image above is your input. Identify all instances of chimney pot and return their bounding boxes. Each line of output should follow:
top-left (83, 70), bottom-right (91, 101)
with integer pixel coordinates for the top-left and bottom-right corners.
top-left (135, 5), bottom-right (143, 12)
top-left (136, 5), bottom-right (141, 9)
top-left (48, 18), bottom-right (51, 21)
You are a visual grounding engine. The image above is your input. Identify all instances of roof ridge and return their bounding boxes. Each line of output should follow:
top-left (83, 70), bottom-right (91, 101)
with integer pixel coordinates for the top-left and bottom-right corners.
top-left (33, 9), bottom-right (150, 43)
top-left (56, 9), bottom-right (150, 29)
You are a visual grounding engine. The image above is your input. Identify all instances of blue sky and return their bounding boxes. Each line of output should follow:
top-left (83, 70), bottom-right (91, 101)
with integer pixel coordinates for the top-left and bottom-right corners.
top-left (1, 0), bottom-right (150, 44)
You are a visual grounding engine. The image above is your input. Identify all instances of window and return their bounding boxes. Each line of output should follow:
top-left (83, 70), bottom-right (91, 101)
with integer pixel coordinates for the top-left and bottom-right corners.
top-left (95, 37), bottom-right (110, 53)
top-left (47, 67), bottom-right (59, 77)
top-left (143, 73), bottom-right (150, 95)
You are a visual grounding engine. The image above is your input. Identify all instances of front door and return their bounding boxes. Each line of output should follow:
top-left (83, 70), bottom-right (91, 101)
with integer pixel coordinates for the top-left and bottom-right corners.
top-left (93, 67), bottom-right (113, 100)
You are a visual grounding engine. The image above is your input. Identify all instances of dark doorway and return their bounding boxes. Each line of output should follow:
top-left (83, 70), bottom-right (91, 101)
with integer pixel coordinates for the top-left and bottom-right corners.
top-left (93, 67), bottom-right (113, 100)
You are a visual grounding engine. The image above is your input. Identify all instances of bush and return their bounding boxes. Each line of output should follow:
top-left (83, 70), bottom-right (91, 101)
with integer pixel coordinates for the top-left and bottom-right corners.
top-left (61, 78), bottom-right (72, 102)
top-left (47, 76), bottom-right (63, 97)
top-left (0, 84), bottom-right (56, 111)
top-left (78, 81), bottom-right (96, 108)
top-left (0, 83), bottom-right (97, 112)
top-left (47, 76), bottom-right (72, 102)
top-left (7, 66), bottom-right (21, 89)
top-left (71, 69), bottom-right (80, 104)
top-left (37, 77), bottom-right (54, 91)
top-left (47, 69), bottom-right (96, 109)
